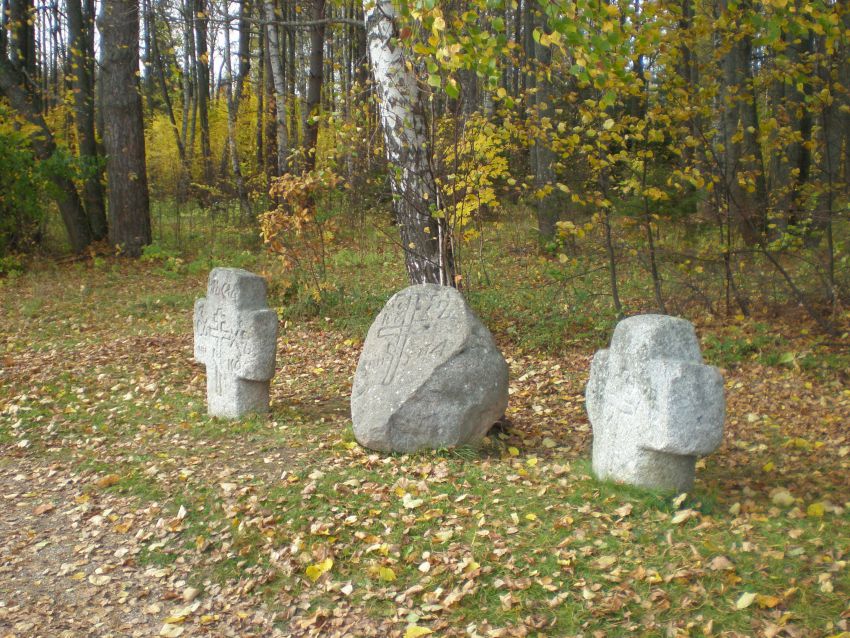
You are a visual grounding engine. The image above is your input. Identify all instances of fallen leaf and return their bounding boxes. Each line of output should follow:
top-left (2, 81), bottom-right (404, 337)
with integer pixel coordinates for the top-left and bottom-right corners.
top-left (404, 626), bottom-right (433, 638)
top-left (33, 503), bottom-right (55, 516)
top-left (378, 566), bottom-right (396, 582)
top-left (159, 624), bottom-right (184, 638)
top-left (88, 574), bottom-right (111, 586)
top-left (671, 509), bottom-right (696, 525)
top-left (755, 594), bottom-right (781, 609)
top-left (709, 555), bottom-right (735, 571)
top-left (736, 591), bottom-right (757, 609)
top-left (771, 489), bottom-right (795, 507)
top-left (806, 502), bottom-right (825, 517)
top-left (305, 558), bottom-right (333, 582)
top-left (402, 493), bottom-right (424, 509)
top-left (614, 503), bottom-right (633, 518)
top-left (95, 474), bottom-right (120, 489)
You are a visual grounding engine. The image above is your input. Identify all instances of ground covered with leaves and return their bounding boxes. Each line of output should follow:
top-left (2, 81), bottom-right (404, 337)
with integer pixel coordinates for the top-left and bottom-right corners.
top-left (1, 241), bottom-right (849, 637)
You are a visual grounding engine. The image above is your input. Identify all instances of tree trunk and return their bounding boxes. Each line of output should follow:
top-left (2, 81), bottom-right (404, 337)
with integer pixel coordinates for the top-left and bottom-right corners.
top-left (532, 7), bottom-right (558, 241)
top-left (304, 0), bottom-right (326, 170)
top-left (0, 58), bottom-right (93, 252)
top-left (263, 20), bottom-right (278, 177)
top-left (9, 0), bottom-right (36, 80)
top-left (364, 0), bottom-right (454, 286)
top-left (0, 0), bottom-right (8, 58)
top-left (236, 0), bottom-right (251, 102)
top-left (194, 0), bottom-right (213, 181)
top-left (221, 0), bottom-right (251, 218)
top-left (719, 0), bottom-right (767, 245)
top-left (256, 21), bottom-right (265, 172)
top-left (180, 0), bottom-right (195, 162)
top-left (264, 0), bottom-right (290, 175)
top-left (67, 0), bottom-right (107, 239)
top-left (141, 0), bottom-right (154, 108)
top-left (100, 0), bottom-right (152, 256)
top-left (768, 28), bottom-right (812, 228)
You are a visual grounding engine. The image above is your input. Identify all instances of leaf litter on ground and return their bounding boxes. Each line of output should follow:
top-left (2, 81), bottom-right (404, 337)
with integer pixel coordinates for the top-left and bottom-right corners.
top-left (0, 258), bottom-right (848, 637)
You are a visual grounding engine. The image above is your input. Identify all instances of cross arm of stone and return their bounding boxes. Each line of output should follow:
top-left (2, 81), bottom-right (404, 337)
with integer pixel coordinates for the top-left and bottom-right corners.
top-left (640, 359), bottom-right (725, 456)
top-left (236, 308), bottom-right (278, 382)
top-left (193, 298), bottom-right (209, 364)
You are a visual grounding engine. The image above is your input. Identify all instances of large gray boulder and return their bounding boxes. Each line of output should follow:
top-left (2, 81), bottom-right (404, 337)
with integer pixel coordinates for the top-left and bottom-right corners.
top-left (194, 268), bottom-right (278, 418)
top-left (586, 314), bottom-right (725, 492)
top-left (351, 284), bottom-right (509, 453)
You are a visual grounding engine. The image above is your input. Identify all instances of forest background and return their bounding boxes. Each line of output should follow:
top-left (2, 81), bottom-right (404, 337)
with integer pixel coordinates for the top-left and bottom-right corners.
top-left (0, 0), bottom-right (848, 332)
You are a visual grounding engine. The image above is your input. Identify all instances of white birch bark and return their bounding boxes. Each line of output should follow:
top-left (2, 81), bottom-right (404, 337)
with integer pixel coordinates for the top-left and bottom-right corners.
top-left (221, 1), bottom-right (251, 218)
top-left (364, 0), bottom-right (453, 285)
top-left (263, 0), bottom-right (289, 174)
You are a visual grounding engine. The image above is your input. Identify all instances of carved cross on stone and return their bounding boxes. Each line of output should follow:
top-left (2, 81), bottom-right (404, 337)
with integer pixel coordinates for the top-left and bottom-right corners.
top-left (193, 268), bottom-right (278, 418)
top-left (372, 292), bottom-right (449, 386)
top-left (351, 284), bottom-right (508, 453)
top-left (585, 314), bottom-right (725, 492)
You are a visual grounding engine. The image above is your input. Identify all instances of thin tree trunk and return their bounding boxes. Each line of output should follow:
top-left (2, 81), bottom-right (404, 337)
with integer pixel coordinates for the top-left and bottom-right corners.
top-left (236, 0), bottom-right (251, 102)
top-left (100, 0), bottom-right (152, 256)
top-left (142, 0), bottom-right (154, 109)
top-left (264, 0), bottom-right (290, 175)
top-left (364, 0), bottom-right (454, 285)
top-left (532, 7), bottom-right (558, 242)
top-left (719, 0), bottom-right (767, 245)
top-left (287, 1), bottom-right (297, 146)
top-left (304, 0), bottom-right (326, 170)
top-left (256, 21), bottom-right (265, 172)
top-left (0, 0), bottom-right (8, 58)
top-left (150, 0), bottom-right (190, 202)
top-left (9, 0), bottom-right (37, 79)
top-left (67, 0), bottom-right (107, 239)
top-left (263, 20), bottom-right (278, 177)
top-left (221, 0), bottom-right (251, 218)
top-left (181, 0), bottom-right (195, 160)
top-left (0, 58), bottom-right (93, 252)
top-left (194, 0), bottom-right (213, 182)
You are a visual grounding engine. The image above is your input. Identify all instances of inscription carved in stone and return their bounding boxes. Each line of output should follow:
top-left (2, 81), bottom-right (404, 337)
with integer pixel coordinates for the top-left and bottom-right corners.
top-left (194, 268), bottom-right (278, 419)
top-left (351, 284), bottom-right (509, 453)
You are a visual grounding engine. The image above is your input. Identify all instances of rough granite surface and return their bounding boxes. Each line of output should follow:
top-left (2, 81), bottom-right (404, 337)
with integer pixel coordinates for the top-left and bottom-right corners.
top-left (351, 284), bottom-right (509, 453)
top-left (194, 268), bottom-right (278, 418)
top-left (586, 314), bottom-right (725, 492)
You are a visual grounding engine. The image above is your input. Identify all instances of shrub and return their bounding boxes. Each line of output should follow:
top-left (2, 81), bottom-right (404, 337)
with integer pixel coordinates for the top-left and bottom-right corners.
top-left (0, 103), bottom-right (46, 257)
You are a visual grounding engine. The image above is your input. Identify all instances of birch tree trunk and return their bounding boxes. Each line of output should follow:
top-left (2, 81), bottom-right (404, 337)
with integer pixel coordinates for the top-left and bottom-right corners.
top-left (263, 0), bottom-right (290, 175)
top-left (303, 0), bottom-right (325, 170)
top-left (221, 1), bottom-right (251, 218)
top-left (364, 0), bottom-right (454, 286)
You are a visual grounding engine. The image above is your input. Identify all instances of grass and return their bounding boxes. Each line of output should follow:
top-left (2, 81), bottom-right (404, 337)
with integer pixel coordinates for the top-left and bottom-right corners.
top-left (1, 203), bottom-right (848, 636)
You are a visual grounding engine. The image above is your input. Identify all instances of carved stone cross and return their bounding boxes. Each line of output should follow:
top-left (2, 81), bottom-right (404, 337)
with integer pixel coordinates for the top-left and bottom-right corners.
top-left (193, 268), bottom-right (278, 418)
top-left (586, 314), bottom-right (725, 492)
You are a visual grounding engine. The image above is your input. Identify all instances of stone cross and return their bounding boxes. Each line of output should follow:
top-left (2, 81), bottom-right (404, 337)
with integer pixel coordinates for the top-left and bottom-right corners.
top-left (586, 314), bottom-right (725, 492)
top-left (193, 268), bottom-right (278, 418)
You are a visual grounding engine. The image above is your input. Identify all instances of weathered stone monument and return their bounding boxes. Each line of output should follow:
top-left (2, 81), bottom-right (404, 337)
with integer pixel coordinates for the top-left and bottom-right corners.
top-left (586, 314), bottom-right (725, 492)
top-left (194, 268), bottom-right (278, 418)
top-left (351, 284), bottom-right (509, 453)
